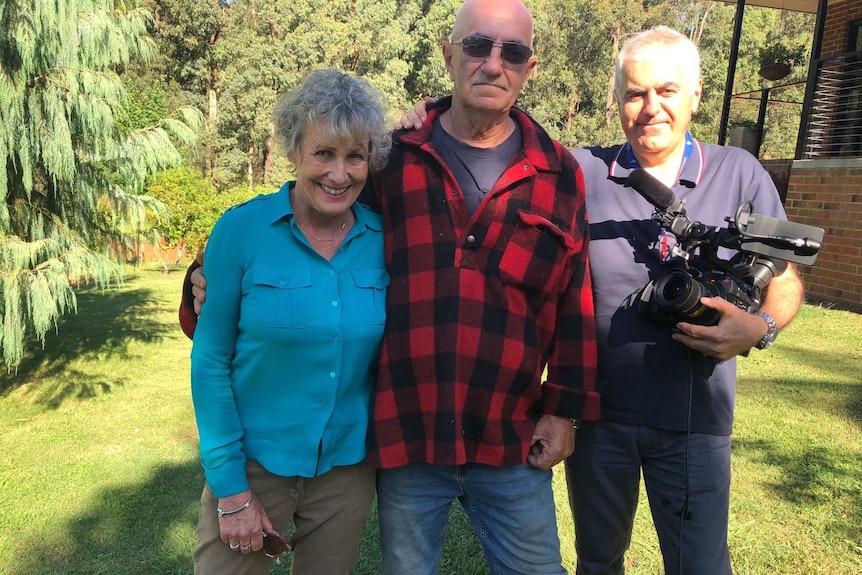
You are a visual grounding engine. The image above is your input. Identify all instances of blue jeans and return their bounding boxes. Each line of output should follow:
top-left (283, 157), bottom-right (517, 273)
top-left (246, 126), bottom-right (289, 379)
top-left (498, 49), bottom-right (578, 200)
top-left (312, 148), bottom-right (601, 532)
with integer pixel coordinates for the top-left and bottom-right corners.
top-left (565, 420), bottom-right (732, 575)
top-left (377, 463), bottom-right (567, 575)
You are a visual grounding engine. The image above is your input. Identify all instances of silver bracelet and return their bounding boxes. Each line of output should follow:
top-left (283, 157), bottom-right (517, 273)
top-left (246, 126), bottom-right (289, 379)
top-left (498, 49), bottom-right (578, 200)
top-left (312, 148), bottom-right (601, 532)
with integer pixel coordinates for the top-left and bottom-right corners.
top-left (217, 492), bottom-right (254, 518)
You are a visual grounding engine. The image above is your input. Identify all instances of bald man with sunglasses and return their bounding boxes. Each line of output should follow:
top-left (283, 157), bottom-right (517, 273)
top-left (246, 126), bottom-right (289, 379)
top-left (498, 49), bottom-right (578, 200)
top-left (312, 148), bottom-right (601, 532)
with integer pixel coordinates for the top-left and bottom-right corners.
top-left (181, 1), bottom-right (598, 573)
top-left (365, 2), bottom-right (597, 574)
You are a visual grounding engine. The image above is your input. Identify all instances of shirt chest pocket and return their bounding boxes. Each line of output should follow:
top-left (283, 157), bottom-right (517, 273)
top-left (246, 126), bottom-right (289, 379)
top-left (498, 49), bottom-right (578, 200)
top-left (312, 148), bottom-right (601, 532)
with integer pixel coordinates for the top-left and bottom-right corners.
top-left (498, 211), bottom-right (577, 298)
top-left (351, 267), bottom-right (389, 325)
top-left (251, 265), bottom-right (313, 328)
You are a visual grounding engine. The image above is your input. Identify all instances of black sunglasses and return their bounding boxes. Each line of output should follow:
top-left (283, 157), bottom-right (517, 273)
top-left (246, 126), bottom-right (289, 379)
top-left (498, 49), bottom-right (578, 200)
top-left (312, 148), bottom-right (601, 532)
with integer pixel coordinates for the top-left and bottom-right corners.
top-left (262, 532), bottom-right (293, 565)
top-left (452, 35), bottom-right (533, 65)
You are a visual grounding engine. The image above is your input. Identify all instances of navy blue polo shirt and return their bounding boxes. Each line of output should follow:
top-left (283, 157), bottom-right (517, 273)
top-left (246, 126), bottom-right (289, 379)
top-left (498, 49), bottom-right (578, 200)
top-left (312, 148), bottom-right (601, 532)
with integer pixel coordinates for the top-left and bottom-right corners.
top-left (572, 136), bottom-right (787, 435)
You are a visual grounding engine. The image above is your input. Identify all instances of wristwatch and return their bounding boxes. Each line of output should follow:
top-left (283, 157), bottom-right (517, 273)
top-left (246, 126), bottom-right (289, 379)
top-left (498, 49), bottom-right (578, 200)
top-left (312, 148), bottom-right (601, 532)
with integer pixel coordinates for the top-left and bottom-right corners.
top-left (755, 311), bottom-right (779, 349)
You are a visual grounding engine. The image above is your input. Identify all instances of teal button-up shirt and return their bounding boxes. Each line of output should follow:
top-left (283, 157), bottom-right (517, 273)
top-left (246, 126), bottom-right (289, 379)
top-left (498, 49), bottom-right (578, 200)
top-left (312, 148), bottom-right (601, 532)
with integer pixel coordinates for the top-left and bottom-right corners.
top-left (191, 182), bottom-right (387, 497)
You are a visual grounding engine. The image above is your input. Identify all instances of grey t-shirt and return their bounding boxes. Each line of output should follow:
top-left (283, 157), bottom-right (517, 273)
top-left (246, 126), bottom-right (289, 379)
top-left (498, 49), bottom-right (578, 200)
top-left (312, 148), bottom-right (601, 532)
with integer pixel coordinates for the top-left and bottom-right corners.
top-left (432, 121), bottom-right (522, 215)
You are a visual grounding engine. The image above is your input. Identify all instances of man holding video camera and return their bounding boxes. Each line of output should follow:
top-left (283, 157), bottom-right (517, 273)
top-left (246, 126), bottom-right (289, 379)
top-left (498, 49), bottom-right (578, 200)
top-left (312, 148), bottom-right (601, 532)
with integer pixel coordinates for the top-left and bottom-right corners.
top-left (565, 26), bottom-right (804, 575)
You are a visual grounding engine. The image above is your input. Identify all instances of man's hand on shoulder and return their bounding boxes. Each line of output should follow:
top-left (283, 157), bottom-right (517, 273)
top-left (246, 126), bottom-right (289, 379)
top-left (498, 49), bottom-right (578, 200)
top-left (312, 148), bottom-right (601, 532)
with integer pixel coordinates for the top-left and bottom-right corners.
top-left (191, 263), bottom-right (207, 317)
top-left (179, 249), bottom-right (206, 340)
top-left (393, 96), bottom-right (434, 131)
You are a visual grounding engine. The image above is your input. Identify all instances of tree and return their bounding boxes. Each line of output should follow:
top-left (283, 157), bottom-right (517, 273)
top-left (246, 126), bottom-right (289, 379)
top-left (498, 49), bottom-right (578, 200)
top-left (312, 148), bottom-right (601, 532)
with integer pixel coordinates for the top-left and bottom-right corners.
top-left (149, 0), bottom-right (230, 184)
top-left (145, 168), bottom-right (212, 274)
top-left (214, 0), bottom-right (414, 190)
top-left (400, 0), bottom-right (458, 101)
top-left (0, 0), bottom-right (203, 367)
top-left (150, 0), bottom-right (423, 191)
top-left (144, 168), bottom-right (262, 274)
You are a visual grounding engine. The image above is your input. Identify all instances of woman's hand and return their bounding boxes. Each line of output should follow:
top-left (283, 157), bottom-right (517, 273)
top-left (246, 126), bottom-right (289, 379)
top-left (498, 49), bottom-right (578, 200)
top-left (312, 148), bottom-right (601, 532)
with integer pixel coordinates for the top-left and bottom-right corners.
top-left (218, 490), bottom-right (273, 554)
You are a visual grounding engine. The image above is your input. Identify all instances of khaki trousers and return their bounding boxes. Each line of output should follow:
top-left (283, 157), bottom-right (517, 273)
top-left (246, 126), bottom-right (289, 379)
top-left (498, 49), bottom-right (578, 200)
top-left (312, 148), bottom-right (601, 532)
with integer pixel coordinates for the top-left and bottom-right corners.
top-left (193, 459), bottom-right (376, 575)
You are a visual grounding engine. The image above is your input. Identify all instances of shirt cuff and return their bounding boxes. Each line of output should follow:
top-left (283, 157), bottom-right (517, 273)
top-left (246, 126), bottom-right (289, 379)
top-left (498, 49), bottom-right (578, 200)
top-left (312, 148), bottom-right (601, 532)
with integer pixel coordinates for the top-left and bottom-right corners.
top-left (541, 380), bottom-right (600, 421)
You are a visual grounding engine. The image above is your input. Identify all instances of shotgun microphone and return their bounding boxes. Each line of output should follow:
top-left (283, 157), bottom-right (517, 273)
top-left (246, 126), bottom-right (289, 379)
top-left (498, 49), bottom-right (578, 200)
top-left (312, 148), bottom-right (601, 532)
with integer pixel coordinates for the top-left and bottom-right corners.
top-left (627, 169), bottom-right (687, 215)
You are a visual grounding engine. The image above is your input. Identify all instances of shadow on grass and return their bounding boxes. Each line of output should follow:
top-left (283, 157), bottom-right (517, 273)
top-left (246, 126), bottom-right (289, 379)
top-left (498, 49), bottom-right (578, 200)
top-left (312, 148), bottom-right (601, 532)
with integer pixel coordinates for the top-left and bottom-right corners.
top-left (753, 341), bottom-right (862, 428)
top-left (777, 372), bottom-right (862, 430)
top-left (6, 460), bottom-right (488, 575)
top-left (733, 433), bottom-right (862, 545)
top-left (1, 276), bottom-right (174, 405)
top-left (8, 460), bottom-right (204, 575)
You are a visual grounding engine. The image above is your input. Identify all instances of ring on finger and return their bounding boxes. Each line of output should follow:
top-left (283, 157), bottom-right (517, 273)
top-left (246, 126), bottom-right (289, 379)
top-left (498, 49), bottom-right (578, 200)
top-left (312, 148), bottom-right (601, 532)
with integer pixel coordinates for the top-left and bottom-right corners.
top-left (229, 543), bottom-right (240, 551)
top-left (240, 544), bottom-right (251, 551)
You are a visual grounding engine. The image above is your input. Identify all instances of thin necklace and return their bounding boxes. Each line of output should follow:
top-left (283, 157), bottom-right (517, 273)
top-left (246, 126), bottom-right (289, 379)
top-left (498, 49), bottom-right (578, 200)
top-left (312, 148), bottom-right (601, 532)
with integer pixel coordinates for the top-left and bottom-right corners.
top-left (296, 213), bottom-right (350, 242)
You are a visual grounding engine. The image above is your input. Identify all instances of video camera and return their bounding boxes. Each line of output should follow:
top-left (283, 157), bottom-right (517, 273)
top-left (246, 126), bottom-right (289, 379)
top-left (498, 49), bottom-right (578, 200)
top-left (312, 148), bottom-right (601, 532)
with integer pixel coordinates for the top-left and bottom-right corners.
top-left (628, 169), bottom-right (824, 326)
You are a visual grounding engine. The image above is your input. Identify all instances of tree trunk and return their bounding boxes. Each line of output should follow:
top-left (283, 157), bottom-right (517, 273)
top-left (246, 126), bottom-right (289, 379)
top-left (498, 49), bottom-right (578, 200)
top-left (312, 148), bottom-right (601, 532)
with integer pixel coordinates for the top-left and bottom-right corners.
top-left (208, 86), bottom-right (218, 126)
top-left (566, 85), bottom-right (578, 138)
top-left (248, 143), bottom-right (255, 192)
top-left (263, 121), bottom-right (274, 186)
top-left (207, 11), bottom-right (221, 185)
top-left (689, 3), bottom-right (716, 45)
top-left (605, 33), bottom-right (620, 128)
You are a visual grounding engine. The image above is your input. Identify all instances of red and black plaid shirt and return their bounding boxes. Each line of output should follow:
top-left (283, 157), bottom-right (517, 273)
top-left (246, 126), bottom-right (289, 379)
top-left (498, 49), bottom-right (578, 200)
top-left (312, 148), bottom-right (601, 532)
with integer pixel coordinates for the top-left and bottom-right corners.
top-left (368, 98), bottom-right (599, 469)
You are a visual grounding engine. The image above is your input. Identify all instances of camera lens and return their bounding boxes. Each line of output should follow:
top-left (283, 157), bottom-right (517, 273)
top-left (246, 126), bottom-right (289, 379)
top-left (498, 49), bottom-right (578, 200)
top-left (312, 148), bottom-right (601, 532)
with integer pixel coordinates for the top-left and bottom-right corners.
top-left (656, 270), bottom-right (703, 311)
top-left (653, 269), bottom-right (721, 325)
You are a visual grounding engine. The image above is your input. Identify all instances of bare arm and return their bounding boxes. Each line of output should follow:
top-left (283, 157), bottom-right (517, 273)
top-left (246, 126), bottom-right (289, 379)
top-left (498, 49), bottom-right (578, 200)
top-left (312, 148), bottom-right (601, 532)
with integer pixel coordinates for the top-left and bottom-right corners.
top-left (755, 262), bottom-right (804, 329)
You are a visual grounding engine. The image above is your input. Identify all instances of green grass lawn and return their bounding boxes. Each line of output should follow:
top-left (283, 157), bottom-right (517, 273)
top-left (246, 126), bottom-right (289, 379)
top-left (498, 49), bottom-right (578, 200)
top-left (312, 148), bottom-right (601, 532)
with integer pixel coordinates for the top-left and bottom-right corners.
top-left (1, 265), bottom-right (860, 575)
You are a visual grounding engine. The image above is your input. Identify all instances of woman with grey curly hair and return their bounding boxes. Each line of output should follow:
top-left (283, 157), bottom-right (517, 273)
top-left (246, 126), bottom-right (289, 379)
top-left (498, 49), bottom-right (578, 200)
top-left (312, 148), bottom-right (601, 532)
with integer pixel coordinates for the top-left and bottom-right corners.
top-left (273, 68), bottom-right (391, 173)
top-left (190, 68), bottom-right (390, 574)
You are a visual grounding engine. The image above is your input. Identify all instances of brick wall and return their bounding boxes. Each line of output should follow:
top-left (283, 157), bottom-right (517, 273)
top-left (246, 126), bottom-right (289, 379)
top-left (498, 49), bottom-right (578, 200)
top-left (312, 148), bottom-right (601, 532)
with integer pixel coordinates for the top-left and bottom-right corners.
top-left (779, 1), bottom-right (862, 311)
top-left (760, 159), bottom-right (793, 203)
top-left (821, 0), bottom-right (862, 57)
top-left (784, 160), bottom-right (862, 311)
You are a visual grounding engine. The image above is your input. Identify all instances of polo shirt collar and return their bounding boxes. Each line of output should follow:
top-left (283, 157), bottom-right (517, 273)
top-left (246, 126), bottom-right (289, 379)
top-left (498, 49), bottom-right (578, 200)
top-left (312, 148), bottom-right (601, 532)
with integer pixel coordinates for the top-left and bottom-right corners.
top-left (608, 132), bottom-right (705, 188)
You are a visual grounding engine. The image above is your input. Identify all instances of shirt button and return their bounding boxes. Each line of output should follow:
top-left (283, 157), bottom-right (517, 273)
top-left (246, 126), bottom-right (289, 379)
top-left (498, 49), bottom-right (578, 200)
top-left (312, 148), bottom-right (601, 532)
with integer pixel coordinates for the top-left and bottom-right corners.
top-left (451, 190), bottom-right (458, 197)
top-left (329, 270), bottom-right (335, 276)
top-left (522, 164), bottom-right (529, 170)
top-left (331, 300), bottom-right (338, 307)
top-left (466, 235), bottom-right (476, 244)
top-left (329, 372), bottom-right (336, 378)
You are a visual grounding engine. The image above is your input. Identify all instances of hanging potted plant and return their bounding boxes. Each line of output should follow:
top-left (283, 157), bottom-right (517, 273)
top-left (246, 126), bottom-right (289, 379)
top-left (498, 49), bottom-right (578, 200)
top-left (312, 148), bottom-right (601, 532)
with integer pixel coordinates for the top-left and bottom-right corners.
top-left (758, 43), bottom-right (806, 81)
